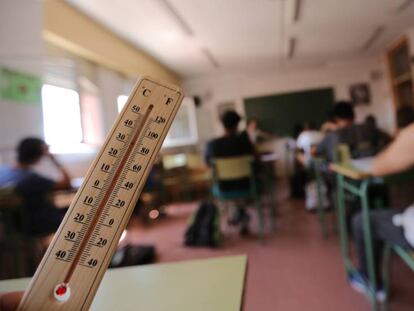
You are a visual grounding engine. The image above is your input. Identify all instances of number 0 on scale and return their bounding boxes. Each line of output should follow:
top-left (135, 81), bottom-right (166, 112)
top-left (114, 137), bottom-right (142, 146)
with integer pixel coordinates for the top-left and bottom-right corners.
top-left (17, 77), bottom-right (184, 310)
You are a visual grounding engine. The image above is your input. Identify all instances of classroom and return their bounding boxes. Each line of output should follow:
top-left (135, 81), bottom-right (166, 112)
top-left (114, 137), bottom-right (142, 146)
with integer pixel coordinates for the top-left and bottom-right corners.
top-left (0, 1), bottom-right (413, 310)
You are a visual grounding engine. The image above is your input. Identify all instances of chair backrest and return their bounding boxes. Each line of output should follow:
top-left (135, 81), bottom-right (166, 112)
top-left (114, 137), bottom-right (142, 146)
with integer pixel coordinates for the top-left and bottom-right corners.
top-left (186, 153), bottom-right (206, 169)
top-left (336, 124), bottom-right (383, 159)
top-left (213, 156), bottom-right (253, 181)
top-left (337, 144), bottom-right (351, 164)
top-left (0, 187), bottom-right (21, 209)
top-left (162, 153), bottom-right (187, 170)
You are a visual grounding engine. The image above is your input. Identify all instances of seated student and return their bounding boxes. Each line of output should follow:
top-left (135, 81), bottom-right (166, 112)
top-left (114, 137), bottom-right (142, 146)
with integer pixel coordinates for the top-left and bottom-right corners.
top-left (296, 122), bottom-right (324, 166)
top-left (0, 137), bottom-right (71, 236)
top-left (350, 107), bottom-right (414, 299)
top-left (296, 123), bottom-right (327, 211)
top-left (316, 101), bottom-right (388, 162)
top-left (244, 117), bottom-right (272, 145)
top-left (205, 110), bottom-right (255, 235)
top-left (364, 114), bottom-right (391, 148)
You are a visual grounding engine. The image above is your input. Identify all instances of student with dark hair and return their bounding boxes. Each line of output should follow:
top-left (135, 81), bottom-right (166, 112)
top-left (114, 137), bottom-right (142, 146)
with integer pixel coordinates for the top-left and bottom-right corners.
top-left (0, 137), bottom-right (71, 236)
top-left (316, 101), bottom-right (388, 162)
top-left (205, 110), bottom-right (255, 235)
top-left (364, 114), bottom-right (391, 148)
top-left (205, 111), bottom-right (254, 165)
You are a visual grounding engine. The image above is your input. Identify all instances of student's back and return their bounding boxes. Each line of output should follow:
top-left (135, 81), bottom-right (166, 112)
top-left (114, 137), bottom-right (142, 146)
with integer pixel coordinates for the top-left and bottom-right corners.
top-left (0, 137), bottom-right (71, 235)
top-left (0, 166), bottom-right (60, 235)
top-left (205, 111), bottom-right (255, 192)
top-left (206, 132), bottom-right (253, 159)
top-left (319, 123), bottom-right (389, 162)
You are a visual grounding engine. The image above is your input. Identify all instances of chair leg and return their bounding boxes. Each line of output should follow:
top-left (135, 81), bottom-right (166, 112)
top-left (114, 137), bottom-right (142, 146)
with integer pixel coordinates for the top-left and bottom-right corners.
top-left (315, 167), bottom-right (328, 238)
top-left (255, 198), bottom-right (265, 243)
top-left (269, 192), bottom-right (277, 232)
top-left (382, 243), bottom-right (392, 305)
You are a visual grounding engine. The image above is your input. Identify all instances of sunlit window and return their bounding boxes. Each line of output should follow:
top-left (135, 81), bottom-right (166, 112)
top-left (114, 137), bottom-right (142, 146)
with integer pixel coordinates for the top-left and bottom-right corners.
top-left (42, 84), bottom-right (83, 148)
top-left (163, 97), bottom-right (198, 148)
top-left (117, 95), bottom-right (128, 112)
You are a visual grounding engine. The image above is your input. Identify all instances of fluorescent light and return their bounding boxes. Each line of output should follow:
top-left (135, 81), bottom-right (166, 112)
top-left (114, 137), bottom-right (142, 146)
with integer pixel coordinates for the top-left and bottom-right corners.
top-left (362, 26), bottom-right (385, 51)
top-left (201, 48), bottom-right (220, 68)
top-left (394, 0), bottom-right (414, 13)
top-left (158, 0), bottom-right (194, 36)
top-left (293, 0), bottom-right (302, 23)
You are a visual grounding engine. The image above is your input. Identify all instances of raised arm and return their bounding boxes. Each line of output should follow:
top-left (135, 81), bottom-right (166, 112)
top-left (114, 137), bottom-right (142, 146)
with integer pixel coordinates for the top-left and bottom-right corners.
top-left (47, 153), bottom-right (72, 190)
top-left (372, 124), bottom-right (414, 176)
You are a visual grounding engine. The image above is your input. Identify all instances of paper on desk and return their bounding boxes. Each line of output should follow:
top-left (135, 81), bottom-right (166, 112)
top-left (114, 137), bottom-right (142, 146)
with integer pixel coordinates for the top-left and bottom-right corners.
top-left (350, 157), bottom-right (374, 173)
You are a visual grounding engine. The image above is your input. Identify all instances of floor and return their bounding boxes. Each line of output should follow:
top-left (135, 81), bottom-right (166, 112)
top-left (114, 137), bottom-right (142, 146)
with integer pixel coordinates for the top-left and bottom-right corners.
top-left (123, 186), bottom-right (414, 311)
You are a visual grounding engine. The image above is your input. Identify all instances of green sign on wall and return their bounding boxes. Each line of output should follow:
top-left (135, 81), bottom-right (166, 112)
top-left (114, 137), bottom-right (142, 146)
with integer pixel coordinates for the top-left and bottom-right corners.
top-left (0, 66), bottom-right (42, 104)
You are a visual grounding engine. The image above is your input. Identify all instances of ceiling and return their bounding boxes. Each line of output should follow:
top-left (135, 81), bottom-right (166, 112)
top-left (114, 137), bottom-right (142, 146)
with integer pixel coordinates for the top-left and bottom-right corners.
top-left (66, 0), bottom-right (414, 78)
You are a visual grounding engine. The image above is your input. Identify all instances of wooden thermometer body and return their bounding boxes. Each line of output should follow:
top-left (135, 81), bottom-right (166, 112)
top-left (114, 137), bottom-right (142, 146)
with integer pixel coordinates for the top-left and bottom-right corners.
top-left (18, 77), bottom-right (183, 310)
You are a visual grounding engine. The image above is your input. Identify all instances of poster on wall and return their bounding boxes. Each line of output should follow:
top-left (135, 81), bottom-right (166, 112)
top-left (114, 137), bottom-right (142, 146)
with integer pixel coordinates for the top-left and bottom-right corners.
top-left (350, 82), bottom-right (371, 106)
top-left (0, 66), bottom-right (42, 104)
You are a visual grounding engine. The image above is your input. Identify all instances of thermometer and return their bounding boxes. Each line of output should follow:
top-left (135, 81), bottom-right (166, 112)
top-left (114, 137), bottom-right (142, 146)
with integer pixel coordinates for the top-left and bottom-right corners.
top-left (17, 76), bottom-right (184, 310)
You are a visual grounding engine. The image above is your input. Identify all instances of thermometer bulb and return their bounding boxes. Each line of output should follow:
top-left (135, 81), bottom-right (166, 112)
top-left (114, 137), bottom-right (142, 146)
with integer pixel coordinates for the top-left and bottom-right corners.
top-left (54, 283), bottom-right (71, 302)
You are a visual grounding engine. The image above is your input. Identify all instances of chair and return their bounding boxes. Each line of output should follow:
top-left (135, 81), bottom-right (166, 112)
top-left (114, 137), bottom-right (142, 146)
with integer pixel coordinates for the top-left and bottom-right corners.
top-left (381, 244), bottom-right (414, 308)
top-left (0, 187), bottom-right (44, 279)
top-left (380, 170), bottom-right (414, 304)
top-left (211, 156), bottom-right (265, 241)
top-left (161, 153), bottom-right (211, 202)
top-left (313, 157), bottom-right (329, 238)
top-left (161, 153), bottom-right (189, 202)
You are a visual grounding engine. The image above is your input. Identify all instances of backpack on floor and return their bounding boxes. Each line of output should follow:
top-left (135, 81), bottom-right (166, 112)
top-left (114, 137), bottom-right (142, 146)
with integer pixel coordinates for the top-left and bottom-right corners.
top-left (110, 244), bottom-right (156, 268)
top-left (184, 202), bottom-right (221, 247)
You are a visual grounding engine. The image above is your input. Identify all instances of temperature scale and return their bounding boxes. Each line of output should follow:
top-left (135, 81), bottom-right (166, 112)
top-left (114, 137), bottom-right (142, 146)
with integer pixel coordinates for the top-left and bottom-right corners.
top-left (17, 77), bottom-right (184, 310)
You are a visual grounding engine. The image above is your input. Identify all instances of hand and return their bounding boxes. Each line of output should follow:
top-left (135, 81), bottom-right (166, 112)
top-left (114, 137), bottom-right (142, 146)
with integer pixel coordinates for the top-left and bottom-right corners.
top-left (0, 291), bottom-right (23, 311)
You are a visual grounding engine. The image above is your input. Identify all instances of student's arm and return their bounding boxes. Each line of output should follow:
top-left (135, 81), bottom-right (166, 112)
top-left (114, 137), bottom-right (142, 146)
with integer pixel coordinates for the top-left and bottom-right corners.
top-left (0, 291), bottom-right (23, 311)
top-left (47, 153), bottom-right (71, 190)
top-left (372, 124), bottom-right (414, 176)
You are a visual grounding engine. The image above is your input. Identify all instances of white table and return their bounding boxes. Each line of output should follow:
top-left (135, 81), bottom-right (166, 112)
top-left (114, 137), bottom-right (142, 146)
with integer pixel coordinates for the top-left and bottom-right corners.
top-left (0, 255), bottom-right (247, 311)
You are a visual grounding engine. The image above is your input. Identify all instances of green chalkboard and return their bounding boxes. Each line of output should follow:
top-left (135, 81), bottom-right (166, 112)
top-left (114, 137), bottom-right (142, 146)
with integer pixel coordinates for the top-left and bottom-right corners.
top-left (244, 88), bottom-right (334, 136)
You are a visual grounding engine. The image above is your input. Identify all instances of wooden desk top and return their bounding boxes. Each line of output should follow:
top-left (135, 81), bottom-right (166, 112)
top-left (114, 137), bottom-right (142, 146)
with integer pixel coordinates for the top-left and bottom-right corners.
top-left (0, 255), bottom-right (247, 311)
top-left (329, 163), bottom-right (372, 180)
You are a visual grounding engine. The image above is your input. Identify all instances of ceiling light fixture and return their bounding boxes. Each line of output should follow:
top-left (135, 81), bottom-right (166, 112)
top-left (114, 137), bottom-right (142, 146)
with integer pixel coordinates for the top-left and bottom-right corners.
top-left (287, 37), bottom-right (296, 59)
top-left (362, 26), bottom-right (385, 51)
top-left (395, 0), bottom-right (414, 12)
top-left (158, 0), bottom-right (194, 36)
top-left (201, 48), bottom-right (220, 68)
top-left (293, 0), bottom-right (302, 22)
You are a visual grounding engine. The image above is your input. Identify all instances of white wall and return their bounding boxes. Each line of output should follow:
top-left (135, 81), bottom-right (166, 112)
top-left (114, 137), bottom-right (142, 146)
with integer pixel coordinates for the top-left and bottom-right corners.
top-left (184, 57), bottom-right (396, 146)
top-left (0, 0), bottom-right (45, 150)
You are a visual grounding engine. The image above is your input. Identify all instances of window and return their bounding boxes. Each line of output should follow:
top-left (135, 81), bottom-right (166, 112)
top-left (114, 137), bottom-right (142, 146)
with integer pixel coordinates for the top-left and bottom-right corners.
top-left (42, 84), bottom-right (83, 151)
top-left (117, 95), bottom-right (128, 112)
top-left (163, 97), bottom-right (198, 148)
top-left (81, 93), bottom-right (105, 146)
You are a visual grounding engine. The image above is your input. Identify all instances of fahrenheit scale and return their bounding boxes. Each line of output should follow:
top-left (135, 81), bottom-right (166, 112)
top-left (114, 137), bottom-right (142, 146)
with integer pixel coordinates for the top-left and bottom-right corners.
top-left (18, 77), bottom-right (183, 310)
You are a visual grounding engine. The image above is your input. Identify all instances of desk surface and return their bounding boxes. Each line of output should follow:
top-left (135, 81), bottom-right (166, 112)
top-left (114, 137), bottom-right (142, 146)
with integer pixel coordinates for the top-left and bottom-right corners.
top-left (330, 158), bottom-right (374, 180)
top-left (0, 255), bottom-right (247, 311)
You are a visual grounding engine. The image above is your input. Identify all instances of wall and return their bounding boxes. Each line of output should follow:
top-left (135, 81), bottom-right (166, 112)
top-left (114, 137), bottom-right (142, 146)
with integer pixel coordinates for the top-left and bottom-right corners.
top-left (0, 0), bottom-right (45, 151)
top-left (183, 57), bottom-right (395, 147)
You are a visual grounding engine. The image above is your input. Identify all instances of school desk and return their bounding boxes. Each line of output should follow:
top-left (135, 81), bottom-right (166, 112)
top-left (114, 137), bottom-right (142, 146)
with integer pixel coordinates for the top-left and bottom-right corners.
top-left (0, 255), bottom-right (247, 311)
top-left (330, 160), bottom-right (414, 311)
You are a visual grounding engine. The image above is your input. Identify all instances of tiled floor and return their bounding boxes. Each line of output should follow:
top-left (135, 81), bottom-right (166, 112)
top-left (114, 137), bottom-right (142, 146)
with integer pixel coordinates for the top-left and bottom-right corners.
top-left (123, 188), bottom-right (414, 311)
